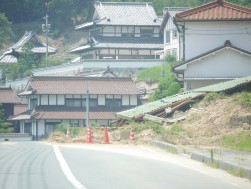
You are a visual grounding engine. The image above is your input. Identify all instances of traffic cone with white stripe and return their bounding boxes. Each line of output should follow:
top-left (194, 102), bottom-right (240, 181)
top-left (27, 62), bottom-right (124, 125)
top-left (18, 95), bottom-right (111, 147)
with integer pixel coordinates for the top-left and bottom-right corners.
top-left (130, 128), bottom-right (135, 140)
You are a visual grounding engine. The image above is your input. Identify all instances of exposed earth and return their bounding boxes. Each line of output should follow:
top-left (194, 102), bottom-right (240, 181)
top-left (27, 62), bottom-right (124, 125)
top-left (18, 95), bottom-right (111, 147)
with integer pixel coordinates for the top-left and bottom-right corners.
top-left (49, 92), bottom-right (251, 150)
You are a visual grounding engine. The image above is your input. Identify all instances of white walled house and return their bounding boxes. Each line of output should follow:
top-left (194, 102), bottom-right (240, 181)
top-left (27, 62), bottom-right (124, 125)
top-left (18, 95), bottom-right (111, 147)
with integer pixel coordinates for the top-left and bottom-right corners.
top-left (69, 2), bottom-right (163, 60)
top-left (174, 40), bottom-right (251, 90)
top-left (10, 76), bottom-right (141, 140)
top-left (173, 0), bottom-right (251, 90)
top-left (160, 7), bottom-right (190, 61)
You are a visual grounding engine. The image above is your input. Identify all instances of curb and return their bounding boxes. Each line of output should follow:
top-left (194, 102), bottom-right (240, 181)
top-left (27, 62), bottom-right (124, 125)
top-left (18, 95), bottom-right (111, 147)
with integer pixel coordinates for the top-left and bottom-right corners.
top-left (150, 141), bottom-right (251, 180)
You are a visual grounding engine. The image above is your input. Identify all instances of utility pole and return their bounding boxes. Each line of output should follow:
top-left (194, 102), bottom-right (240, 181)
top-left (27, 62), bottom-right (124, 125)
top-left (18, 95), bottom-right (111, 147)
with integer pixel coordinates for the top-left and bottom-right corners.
top-left (42, 14), bottom-right (51, 68)
top-left (86, 87), bottom-right (89, 127)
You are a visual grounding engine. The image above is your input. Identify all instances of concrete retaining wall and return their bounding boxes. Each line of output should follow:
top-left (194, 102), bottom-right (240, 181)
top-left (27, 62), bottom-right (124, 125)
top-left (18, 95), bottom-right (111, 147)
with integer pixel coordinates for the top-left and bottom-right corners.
top-left (0, 134), bottom-right (33, 142)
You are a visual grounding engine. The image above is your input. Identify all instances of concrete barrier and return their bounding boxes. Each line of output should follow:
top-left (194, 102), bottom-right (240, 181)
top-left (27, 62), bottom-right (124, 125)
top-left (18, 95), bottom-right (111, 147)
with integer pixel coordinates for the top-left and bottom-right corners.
top-left (0, 133), bottom-right (32, 142)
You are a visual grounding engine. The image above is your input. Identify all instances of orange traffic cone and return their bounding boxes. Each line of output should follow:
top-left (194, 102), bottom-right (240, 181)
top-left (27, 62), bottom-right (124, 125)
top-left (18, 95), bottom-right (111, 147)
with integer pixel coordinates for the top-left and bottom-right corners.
top-left (86, 125), bottom-right (93, 144)
top-left (130, 128), bottom-right (135, 140)
top-left (102, 126), bottom-right (110, 144)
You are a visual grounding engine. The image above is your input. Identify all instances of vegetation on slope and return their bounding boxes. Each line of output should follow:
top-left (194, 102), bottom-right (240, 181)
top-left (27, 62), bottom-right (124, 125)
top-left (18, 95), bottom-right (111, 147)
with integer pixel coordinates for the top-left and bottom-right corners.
top-left (136, 55), bottom-right (182, 101)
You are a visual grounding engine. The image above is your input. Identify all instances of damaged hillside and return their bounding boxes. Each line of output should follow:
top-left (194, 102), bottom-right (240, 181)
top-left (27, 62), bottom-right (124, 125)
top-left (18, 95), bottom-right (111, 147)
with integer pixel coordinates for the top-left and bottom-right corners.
top-left (116, 76), bottom-right (251, 151)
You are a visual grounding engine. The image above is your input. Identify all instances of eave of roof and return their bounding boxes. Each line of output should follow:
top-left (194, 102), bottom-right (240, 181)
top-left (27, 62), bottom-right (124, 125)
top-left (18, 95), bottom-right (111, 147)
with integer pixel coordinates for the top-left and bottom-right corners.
top-left (69, 36), bottom-right (163, 53)
top-left (34, 106), bottom-right (118, 120)
top-left (69, 45), bottom-right (92, 53)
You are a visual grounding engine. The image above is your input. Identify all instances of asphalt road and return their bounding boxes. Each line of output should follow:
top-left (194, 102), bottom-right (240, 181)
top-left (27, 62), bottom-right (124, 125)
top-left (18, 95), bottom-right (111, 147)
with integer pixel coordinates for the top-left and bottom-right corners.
top-left (0, 142), bottom-right (250, 189)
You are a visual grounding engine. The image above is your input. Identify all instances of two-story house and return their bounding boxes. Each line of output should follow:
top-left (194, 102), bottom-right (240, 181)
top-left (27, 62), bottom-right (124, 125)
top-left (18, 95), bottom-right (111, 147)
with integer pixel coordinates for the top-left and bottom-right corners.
top-left (172, 0), bottom-right (251, 90)
top-left (160, 7), bottom-right (190, 61)
top-left (10, 75), bottom-right (141, 140)
top-left (69, 2), bottom-right (163, 60)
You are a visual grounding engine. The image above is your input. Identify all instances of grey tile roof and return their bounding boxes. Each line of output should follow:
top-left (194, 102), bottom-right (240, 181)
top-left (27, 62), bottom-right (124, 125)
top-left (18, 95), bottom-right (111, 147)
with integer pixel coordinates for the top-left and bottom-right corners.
top-left (0, 31), bottom-right (56, 64)
top-left (0, 53), bottom-right (17, 64)
top-left (70, 36), bottom-right (163, 53)
top-left (12, 31), bottom-right (56, 53)
top-left (76, 2), bottom-right (161, 30)
top-left (94, 36), bottom-right (163, 49)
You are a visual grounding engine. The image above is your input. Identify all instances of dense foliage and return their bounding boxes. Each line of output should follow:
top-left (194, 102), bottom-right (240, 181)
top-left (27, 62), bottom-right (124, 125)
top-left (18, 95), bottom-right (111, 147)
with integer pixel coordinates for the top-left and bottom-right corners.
top-left (137, 55), bottom-right (183, 101)
top-left (0, 13), bottom-right (14, 46)
top-left (0, 104), bottom-right (14, 133)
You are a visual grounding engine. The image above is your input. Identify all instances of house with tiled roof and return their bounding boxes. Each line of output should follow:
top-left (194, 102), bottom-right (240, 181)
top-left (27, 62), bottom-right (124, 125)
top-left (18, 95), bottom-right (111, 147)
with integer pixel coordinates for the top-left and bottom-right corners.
top-left (0, 87), bottom-right (21, 120)
top-left (69, 2), bottom-right (163, 60)
top-left (172, 0), bottom-right (251, 90)
top-left (160, 7), bottom-right (190, 61)
top-left (0, 31), bottom-right (56, 64)
top-left (10, 75), bottom-right (141, 140)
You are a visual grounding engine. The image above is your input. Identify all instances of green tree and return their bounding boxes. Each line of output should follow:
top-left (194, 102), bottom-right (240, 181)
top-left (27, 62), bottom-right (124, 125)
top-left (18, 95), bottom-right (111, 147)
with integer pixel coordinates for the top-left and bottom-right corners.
top-left (0, 13), bottom-right (14, 46)
top-left (0, 104), bottom-right (14, 133)
top-left (6, 42), bottom-right (40, 80)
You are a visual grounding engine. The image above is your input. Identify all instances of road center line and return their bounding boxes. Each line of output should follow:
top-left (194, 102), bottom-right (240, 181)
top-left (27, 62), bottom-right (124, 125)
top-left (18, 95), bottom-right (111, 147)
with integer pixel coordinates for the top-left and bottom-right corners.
top-left (53, 145), bottom-right (87, 189)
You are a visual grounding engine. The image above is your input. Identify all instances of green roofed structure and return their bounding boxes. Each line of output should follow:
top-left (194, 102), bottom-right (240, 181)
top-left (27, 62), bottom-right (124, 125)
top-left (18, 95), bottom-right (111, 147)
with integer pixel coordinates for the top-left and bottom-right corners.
top-left (117, 75), bottom-right (251, 121)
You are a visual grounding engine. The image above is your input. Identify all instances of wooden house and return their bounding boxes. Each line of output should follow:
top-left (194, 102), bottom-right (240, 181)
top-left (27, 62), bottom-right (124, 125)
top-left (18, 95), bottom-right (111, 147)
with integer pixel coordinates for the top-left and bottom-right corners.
top-left (11, 75), bottom-right (141, 140)
top-left (69, 2), bottom-right (163, 60)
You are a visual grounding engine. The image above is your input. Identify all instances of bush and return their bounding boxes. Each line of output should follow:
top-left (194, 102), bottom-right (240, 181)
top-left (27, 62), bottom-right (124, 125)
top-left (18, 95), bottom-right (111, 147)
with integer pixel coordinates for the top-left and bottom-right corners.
top-left (237, 91), bottom-right (251, 107)
top-left (170, 124), bottom-right (183, 134)
top-left (202, 92), bottom-right (225, 106)
top-left (130, 121), bottom-right (163, 134)
top-left (56, 123), bottom-right (67, 134)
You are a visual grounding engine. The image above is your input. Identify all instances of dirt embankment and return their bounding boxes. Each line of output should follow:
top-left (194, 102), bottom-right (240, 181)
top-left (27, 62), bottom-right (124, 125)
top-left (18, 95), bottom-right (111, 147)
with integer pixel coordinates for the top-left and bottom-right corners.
top-left (165, 95), bottom-right (251, 146)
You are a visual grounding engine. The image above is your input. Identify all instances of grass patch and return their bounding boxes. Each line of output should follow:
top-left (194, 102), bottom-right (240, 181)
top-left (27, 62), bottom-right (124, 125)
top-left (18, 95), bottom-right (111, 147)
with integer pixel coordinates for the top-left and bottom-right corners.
top-left (207, 162), bottom-right (220, 169)
top-left (221, 131), bottom-right (251, 151)
top-left (136, 65), bottom-right (171, 82)
top-left (227, 168), bottom-right (244, 178)
top-left (166, 147), bottom-right (178, 154)
top-left (170, 124), bottom-right (183, 134)
top-left (201, 92), bottom-right (225, 106)
top-left (235, 91), bottom-right (251, 108)
top-left (130, 121), bottom-right (163, 134)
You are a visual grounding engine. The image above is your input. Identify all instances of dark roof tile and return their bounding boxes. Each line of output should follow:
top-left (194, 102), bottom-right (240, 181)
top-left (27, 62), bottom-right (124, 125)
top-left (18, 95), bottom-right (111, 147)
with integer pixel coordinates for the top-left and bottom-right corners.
top-left (0, 88), bottom-right (21, 104)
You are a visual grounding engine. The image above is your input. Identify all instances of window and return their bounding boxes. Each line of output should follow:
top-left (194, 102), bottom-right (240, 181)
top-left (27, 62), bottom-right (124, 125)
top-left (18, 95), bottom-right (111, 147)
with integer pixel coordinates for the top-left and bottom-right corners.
top-left (106, 99), bottom-right (121, 108)
top-left (173, 30), bottom-right (177, 39)
top-left (89, 99), bottom-right (98, 107)
top-left (166, 31), bottom-right (170, 43)
top-left (141, 27), bottom-right (153, 38)
top-left (65, 99), bottom-right (82, 107)
top-left (30, 99), bottom-right (37, 109)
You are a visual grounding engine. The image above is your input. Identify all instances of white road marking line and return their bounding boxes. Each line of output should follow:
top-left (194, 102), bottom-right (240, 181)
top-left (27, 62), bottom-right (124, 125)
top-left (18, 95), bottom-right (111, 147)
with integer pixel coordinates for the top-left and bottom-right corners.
top-left (53, 145), bottom-right (87, 189)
